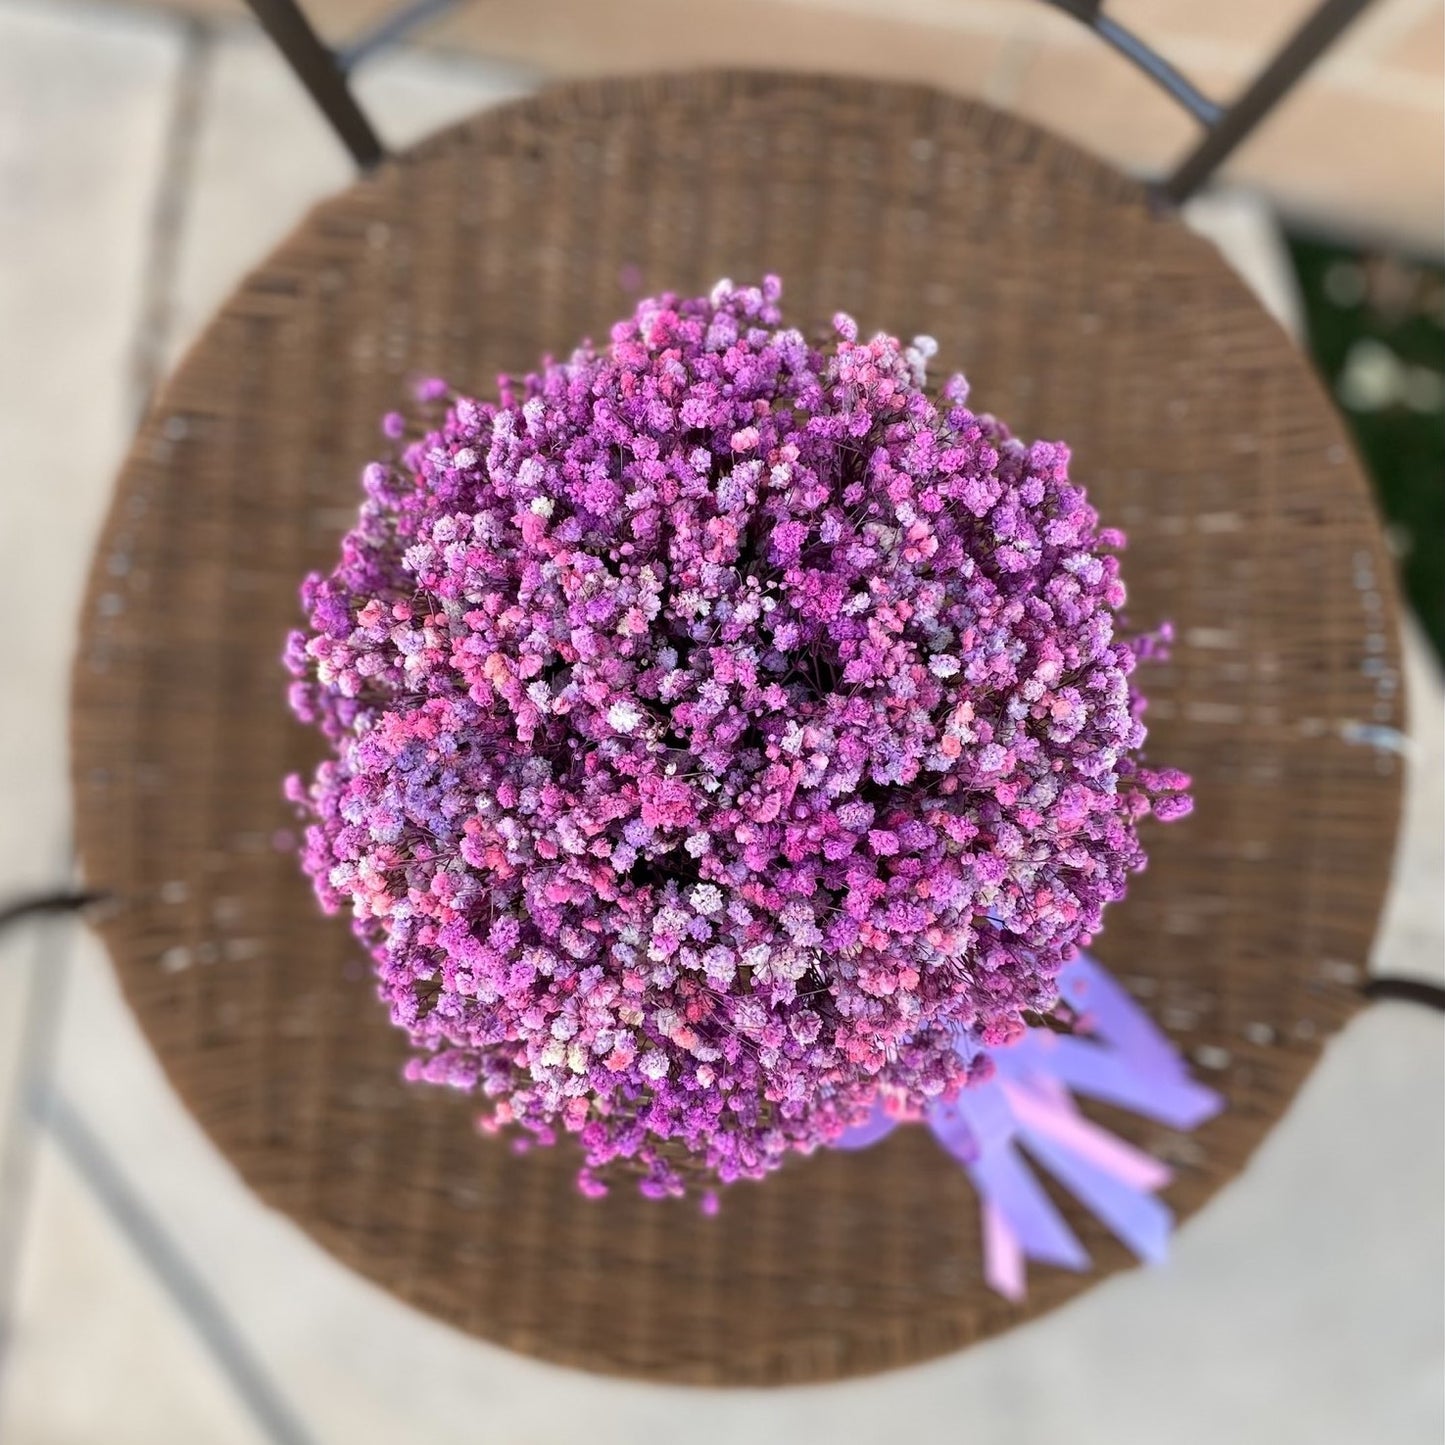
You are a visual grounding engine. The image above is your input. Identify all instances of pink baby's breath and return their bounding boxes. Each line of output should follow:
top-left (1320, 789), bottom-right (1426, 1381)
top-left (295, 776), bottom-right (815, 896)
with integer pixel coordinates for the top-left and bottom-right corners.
top-left (285, 278), bottom-right (1190, 1198)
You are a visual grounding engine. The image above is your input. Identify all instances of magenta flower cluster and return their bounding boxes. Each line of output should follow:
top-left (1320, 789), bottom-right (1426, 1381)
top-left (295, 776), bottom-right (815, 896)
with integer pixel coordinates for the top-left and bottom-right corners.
top-left (285, 277), bottom-right (1190, 1198)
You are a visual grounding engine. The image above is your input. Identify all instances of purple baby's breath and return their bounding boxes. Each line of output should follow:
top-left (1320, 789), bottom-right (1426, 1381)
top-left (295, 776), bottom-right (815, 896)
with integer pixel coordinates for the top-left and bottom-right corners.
top-left (285, 277), bottom-right (1191, 1198)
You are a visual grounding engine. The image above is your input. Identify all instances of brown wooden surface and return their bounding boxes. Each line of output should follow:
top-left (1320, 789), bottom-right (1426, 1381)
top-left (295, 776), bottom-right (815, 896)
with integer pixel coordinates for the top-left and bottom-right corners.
top-left (71, 74), bottom-right (1404, 1385)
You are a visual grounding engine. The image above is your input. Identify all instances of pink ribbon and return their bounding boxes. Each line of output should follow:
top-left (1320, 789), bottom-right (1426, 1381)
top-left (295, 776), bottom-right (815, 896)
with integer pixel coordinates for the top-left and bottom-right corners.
top-left (835, 954), bottom-right (1223, 1300)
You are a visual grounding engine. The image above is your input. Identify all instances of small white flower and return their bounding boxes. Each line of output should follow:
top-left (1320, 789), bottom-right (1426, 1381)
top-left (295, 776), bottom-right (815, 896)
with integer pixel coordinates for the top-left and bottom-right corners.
top-left (689, 883), bottom-right (723, 916)
top-left (638, 1050), bottom-right (670, 1080)
top-left (929, 654), bottom-right (960, 678)
top-left (607, 700), bottom-right (641, 734)
top-left (528, 496), bottom-right (554, 517)
top-left (742, 944), bottom-right (770, 971)
top-left (452, 447), bottom-right (478, 469)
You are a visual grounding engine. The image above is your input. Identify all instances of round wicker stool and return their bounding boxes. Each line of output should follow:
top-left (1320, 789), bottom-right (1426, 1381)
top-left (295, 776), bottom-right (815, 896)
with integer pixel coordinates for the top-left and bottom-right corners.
top-left (71, 74), bottom-right (1403, 1386)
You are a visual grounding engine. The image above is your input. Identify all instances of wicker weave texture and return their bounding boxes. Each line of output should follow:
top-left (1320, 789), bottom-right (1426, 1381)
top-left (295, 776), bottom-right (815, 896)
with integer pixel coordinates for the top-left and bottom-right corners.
top-left (71, 74), bottom-right (1403, 1385)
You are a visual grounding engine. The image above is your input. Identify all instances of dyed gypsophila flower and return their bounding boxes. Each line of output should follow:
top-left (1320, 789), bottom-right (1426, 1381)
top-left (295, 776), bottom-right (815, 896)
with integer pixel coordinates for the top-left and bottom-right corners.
top-left (285, 277), bottom-right (1191, 1198)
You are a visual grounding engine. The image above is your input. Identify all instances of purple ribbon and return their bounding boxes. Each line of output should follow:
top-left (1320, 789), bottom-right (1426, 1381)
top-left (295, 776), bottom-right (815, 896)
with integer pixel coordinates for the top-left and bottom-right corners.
top-left (834, 953), bottom-right (1223, 1300)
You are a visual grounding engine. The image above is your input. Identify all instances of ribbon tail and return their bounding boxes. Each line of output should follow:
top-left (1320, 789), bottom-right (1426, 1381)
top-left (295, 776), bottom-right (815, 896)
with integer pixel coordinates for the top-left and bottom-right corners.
top-left (1001, 1080), bottom-right (1172, 1192)
top-left (1036, 1037), bottom-right (1223, 1131)
top-left (982, 1199), bottom-right (1027, 1302)
top-left (967, 1144), bottom-right (1090, 1273)
top-left (1020, 1131), bottom-right (1175, 1266)
top-left (1060, 955), bottom-right (1190, 1077)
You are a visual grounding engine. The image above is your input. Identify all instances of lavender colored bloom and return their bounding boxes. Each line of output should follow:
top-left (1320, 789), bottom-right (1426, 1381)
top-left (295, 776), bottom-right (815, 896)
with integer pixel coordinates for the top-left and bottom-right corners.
top-left (285, 278), bottom-right (1190, 1197)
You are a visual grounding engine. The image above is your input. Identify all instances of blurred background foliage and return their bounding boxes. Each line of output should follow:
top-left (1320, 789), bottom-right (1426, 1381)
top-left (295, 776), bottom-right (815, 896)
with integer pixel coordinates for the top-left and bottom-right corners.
top-left (1290, 236), bottom-right (1445, 662)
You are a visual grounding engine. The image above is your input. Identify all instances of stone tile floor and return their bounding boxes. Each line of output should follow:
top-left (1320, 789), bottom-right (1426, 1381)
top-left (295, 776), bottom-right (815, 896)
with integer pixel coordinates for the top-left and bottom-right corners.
top-left (0, 2), bottom-right (1440, 1440)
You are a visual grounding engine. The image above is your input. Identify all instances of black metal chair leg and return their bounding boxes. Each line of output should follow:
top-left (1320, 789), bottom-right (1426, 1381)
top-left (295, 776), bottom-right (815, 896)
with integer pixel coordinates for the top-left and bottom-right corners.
top-left (1159, 0), bottom-right (1376, 204)
top-left (243, 0), bottom-right (385, 170)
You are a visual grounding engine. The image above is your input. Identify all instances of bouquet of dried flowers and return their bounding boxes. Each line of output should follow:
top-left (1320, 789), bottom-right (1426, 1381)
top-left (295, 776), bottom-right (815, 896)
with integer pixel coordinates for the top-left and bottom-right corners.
top-left (285, 277), bottom-right (1191, 1206)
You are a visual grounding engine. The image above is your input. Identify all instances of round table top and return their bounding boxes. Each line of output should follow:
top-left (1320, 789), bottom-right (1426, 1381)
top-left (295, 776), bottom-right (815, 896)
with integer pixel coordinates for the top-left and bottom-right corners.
top-left (71, 73), bottom-right (1403, 1385)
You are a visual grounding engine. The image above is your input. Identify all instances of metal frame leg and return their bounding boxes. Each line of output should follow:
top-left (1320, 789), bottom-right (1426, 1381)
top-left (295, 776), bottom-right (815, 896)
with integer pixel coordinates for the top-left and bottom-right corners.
top-left (1159, 0), bottom-right (1377, 205)
top-left (243, 0), bottom-right (385, 170)
top-left (244, 0), bottom-right (1378, 205)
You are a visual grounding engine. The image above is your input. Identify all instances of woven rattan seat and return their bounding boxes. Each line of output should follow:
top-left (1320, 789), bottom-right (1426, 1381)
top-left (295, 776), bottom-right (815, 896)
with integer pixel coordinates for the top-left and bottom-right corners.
top-left (71, 73), bottom-right (1403, 1385)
